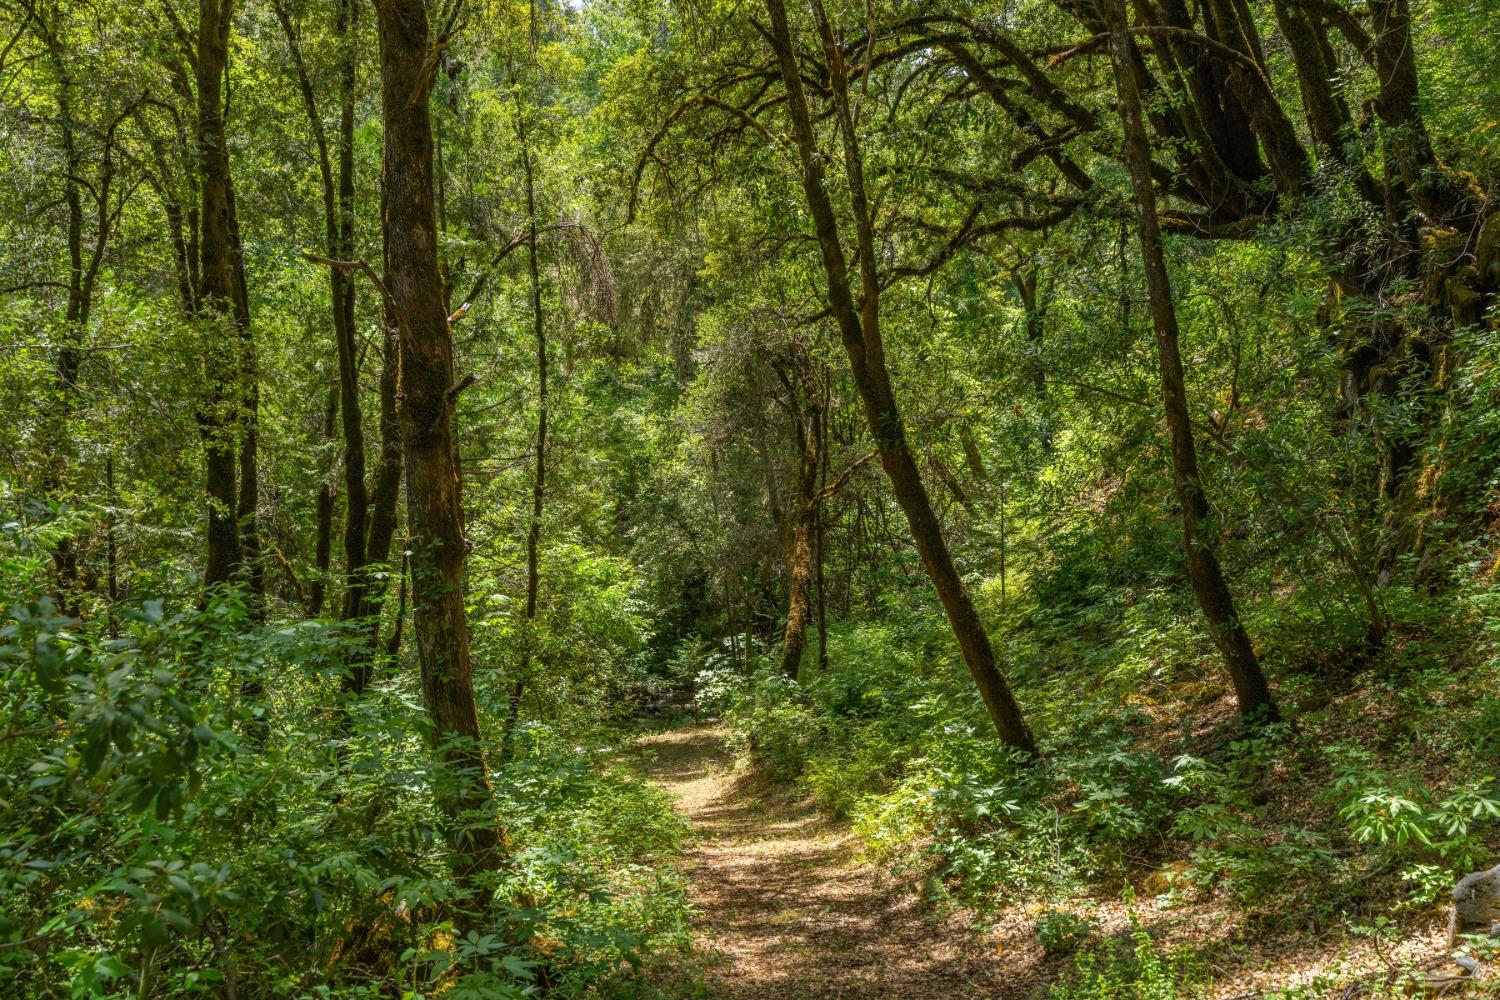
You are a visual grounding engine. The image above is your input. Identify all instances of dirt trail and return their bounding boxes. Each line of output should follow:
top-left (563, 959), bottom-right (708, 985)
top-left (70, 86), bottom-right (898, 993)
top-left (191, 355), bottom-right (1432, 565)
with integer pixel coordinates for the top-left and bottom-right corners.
top-left (635, 724), bottom-right (1022, 999)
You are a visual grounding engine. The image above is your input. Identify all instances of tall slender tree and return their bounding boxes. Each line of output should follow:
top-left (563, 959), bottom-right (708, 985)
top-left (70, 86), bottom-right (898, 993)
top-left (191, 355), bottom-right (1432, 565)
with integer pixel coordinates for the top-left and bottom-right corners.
top-left (500, 70), bottom-right (548, 763)
top-left (374, 0), bottom-right (504, 895)
top-left (195, 0), bottom-right (244, 590)
top-left (776, 366), bottom-right (820, 679)
top-left (20, 0), bottom-right (131, 609)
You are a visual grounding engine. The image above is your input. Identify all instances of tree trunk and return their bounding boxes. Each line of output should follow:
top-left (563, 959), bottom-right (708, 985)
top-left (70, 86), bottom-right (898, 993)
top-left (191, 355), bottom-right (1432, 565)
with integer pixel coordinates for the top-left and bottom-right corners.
top-left (281, 0), bottom-right (365, 612)
top-left (814, 395), bottom-right (830, 670)
top-left (106, 452), bottom-right (119, 638)
top-left (1272, 0), bottom-right (1377, 201)
top-left (365, 145), bottom-right (406, 645)
top-left (375, 0), bottom-right (504, 897)
top-left (196, 0), bottom-right (241, 590)
top-left (779, 403), bottom-right (821, 679)
top-left (1013, 263), bottom-right (1047, 397)
top-left (1199, 0), bottom-right (1309, 198)
top-left (280, 0), bottom-right (403, 682)
top-left (39, 19), bottom-right (84, 609)
top-left (383, 547), bottom-right (408, 661)
top-left (1104, 0), bottom-right (1276, 720)
top-left (1367, 0), bottom-right (1478, 227)
top-left (364, 297), bottom-right (404, 597)
top-left (501, 77), bottom-right (548, 765)
top-left (228, 182), bottom-right (263, 613)
top-left (328, 0), bottom-right (370, 641)
top-left (309, 388), bottom-right (337, 617)
top-left (764, 0), bottom-right (1036, 755)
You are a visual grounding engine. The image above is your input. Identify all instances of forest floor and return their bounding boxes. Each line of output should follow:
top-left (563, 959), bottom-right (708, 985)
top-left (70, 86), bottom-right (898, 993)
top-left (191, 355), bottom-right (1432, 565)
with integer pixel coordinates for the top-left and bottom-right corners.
top-left (632, 723), bottom-right (1036, 999)
top-left (628, 722), bottom-right (1468, 999)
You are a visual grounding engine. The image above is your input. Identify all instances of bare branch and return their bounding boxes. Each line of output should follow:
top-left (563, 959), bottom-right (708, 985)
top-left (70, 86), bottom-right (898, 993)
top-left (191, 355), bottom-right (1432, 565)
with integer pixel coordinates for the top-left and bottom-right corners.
top-left (302, 253), bottom-right (414, 344)
top-left (813, 450), bottom-right (877, 503)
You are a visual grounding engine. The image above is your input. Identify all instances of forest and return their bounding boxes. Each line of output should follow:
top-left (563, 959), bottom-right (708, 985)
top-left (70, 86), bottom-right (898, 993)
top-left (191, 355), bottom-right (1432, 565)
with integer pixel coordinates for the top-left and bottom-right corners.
top-left (2, 0), bottom-right (1500, 996)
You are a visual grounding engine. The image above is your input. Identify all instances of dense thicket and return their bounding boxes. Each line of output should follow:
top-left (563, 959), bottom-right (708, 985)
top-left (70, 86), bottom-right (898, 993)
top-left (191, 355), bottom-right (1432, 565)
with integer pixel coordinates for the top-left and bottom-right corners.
top-left (2, 0), bottom-right (1499, 996)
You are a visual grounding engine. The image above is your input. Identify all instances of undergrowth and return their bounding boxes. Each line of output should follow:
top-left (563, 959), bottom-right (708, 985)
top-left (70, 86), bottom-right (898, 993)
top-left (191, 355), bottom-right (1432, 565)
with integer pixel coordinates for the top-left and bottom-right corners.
top-left (691, 559), bottom-right (1500, 991)
top-left (0, 515), bottom-right (695, 999)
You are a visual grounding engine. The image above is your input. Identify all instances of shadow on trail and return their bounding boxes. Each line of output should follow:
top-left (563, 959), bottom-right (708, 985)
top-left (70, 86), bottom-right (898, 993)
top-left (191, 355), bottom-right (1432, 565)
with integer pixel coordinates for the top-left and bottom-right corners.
top-left (634, 724), bottom-right (1026, 999)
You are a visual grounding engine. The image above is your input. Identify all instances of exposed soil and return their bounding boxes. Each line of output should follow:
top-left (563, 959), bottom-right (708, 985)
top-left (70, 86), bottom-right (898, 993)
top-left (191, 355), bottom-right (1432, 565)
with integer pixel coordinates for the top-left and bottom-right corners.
top-left (633, 724), bottom-right (1034, 999)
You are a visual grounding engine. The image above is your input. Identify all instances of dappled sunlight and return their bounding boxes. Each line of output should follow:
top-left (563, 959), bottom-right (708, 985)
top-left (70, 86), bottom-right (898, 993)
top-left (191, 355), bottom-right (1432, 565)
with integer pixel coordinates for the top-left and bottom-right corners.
top-left (637, 725), bottom-right (1041, 998)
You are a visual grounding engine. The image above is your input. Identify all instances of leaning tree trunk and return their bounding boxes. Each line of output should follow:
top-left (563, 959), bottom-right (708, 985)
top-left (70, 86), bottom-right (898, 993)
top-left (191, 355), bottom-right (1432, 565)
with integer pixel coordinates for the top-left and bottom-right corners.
top-left (375, 0), bottom-right (503, 897)
top-left (1104, 0), bottom-right (1276, 720)
top-left (764, 0), bottom-right (1036, 755)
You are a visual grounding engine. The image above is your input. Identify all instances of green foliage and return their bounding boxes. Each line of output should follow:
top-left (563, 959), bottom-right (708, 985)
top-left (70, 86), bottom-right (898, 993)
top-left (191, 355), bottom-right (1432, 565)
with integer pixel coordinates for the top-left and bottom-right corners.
top-left (697, 659), bottom-right (819, 781)
top-left (0, 511), bottom-right (691, 999)
top-left (1048, 914), bottom-right (1204, 1000)
top-left (1157, 738), bottom-right (1337, 905)
top-left (5, 0), bottom-right (1500, 993)
top-left (1034, 909), bottom-right (1099, 956)
top-left (1329, 759), bottom-right (1500, 904)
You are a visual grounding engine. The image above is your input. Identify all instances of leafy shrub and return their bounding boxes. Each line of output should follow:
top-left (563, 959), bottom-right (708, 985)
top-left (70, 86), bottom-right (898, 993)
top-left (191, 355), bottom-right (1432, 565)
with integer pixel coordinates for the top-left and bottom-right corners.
top-left (0, 527), bottom-right (692, 999)
top-left (1068, 744), bottom-right (1174, 845)
top-left (1035, 908), bottom-right (1098, 955)
top-left (1049, 911), bottom-right (1203, 1000)
top-left (695, 662), bottom-right (819, 780)
top-left (1331, 765), bottom-right (1500, 868)
top-left (804, 722), bottom-right (904, 817)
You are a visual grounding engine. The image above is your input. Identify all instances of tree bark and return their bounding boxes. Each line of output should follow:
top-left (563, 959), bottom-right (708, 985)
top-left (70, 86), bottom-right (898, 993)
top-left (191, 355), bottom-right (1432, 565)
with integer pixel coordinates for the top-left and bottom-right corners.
top-left (1272, 2), bottom-right (1371, 192)
top-left (105, 452), bottom-right (119, 637)
top-left (1200, 0), bottom-right (1309, 198)
top-left (309, 388), bottom-right (337, 617)
top-left (501, 76), bottom-right (548, 765)
top-left (1013, 263), bottom-right (1048, 398)
top-left (375, 0), bottom-right (504, 896)
top-left (1104, 0), bottom-right (1276, 720)
top-left (29, 8), bottom-right (90, 608)
top-left (228, 182), bottom-right (263, 613)
top-left (280, 0), bottom-right (404, 684)
top-left (327, 0), bottom-right (370, 640)
top-left (196, 0), bottom-right (241, 590)
top-left (779, 403), bottom-right (821, 679)
top-left (1367, 0), bottom-right (1478, 227)
top-left (764, 0), bottom-right (1036, 755)
top-left (365, 142), bottom-right (406, 646)
top-left (356, 133), bottom-right (406, 672)
top-left (275, 0), bottom-right (365, 618)
top-left (814, 391), bottom-right (831, 670)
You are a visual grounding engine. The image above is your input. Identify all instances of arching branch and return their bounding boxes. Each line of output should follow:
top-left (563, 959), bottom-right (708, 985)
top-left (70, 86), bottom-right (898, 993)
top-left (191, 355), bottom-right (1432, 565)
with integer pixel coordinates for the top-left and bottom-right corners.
top-left (628, 93), bottom-right (789, 222)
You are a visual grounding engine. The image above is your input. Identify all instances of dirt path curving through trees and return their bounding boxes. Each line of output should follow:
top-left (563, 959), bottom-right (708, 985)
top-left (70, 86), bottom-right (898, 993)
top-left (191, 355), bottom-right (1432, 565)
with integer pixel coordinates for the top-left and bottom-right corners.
top-left (635, 724), bottom-right (1023, 999)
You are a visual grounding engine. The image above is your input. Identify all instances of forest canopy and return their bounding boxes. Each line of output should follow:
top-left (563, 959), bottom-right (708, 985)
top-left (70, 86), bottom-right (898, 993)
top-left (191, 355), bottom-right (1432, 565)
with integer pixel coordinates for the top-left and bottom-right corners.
top-left (2, 0), bottom-right (1500, 997)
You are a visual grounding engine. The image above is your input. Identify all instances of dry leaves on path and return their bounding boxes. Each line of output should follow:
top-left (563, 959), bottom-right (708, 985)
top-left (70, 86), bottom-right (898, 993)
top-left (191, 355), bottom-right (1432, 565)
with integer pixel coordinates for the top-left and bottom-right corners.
top-left (634, 725), bottom-right (1043, 999)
